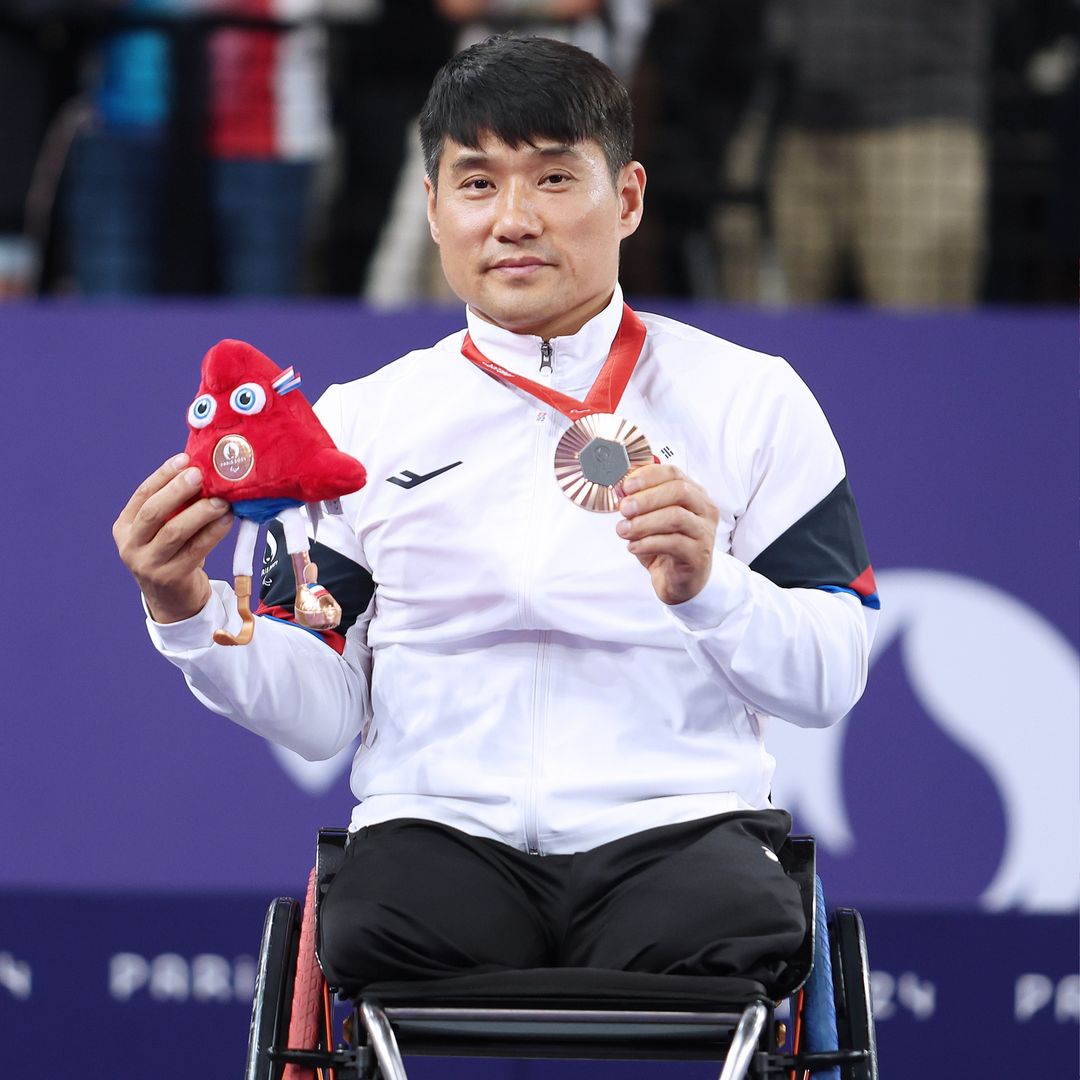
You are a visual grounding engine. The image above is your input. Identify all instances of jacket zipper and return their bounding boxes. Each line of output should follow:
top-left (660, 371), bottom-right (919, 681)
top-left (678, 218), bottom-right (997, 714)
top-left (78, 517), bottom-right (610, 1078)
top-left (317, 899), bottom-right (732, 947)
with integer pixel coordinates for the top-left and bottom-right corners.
top-left (522, 338), bottom-right (554, 854)
top-left (524, 630), bottom-right (550, 855)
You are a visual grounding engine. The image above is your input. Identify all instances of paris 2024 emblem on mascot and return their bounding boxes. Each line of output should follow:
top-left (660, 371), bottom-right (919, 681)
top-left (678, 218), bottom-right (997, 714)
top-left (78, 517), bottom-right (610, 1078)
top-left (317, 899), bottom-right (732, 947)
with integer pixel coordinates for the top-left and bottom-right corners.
top-left (184, 338), bottom-right (367, 646)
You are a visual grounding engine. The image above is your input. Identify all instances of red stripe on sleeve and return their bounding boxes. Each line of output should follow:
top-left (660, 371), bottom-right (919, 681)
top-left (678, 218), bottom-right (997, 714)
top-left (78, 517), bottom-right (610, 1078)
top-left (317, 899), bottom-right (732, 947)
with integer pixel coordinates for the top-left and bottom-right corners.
top-left (848, 565), bottom-right (878, 598)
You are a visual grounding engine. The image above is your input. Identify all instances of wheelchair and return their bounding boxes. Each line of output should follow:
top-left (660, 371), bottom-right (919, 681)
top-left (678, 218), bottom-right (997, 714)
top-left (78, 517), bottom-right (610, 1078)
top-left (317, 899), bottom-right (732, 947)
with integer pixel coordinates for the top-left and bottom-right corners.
top-left (243, 828), bottom-right (878, 1080)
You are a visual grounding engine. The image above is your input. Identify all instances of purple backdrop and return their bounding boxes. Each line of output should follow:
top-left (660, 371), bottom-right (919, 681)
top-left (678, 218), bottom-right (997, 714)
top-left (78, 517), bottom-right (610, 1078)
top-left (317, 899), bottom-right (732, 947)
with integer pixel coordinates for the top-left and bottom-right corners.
top-left (0, 300), bottom-right (1076, 1077)
top-left (2, 299), bottom-right (1073, 900)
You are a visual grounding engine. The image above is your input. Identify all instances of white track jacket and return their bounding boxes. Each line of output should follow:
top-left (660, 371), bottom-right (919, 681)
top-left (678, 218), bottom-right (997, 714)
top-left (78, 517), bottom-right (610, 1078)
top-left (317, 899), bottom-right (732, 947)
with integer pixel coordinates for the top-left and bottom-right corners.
top-left (148, 286), bottom-right (879, 855)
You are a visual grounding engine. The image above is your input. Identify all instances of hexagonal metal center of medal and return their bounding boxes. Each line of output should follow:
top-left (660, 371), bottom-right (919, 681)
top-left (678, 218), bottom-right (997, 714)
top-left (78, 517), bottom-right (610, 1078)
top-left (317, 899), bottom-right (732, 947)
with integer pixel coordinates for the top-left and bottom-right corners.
top-left (578, 436), bottom-right (631, 486)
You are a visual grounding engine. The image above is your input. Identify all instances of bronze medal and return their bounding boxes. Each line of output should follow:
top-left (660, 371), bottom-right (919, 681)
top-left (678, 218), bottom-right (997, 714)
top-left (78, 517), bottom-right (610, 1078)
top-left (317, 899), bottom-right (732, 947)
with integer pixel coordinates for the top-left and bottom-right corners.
top-left (212, 433), bottom-right (255, 482)
top-left (554, 413), bottom-right (652, 513)
top-left (461, 304), bottom-right (652, 511)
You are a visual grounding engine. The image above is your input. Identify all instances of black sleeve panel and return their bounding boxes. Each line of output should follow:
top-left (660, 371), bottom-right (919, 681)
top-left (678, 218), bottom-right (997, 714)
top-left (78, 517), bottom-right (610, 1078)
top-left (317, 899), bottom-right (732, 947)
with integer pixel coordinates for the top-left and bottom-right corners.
top-left (258, 520), bottom-right (375, 636)
top-left (748, 477), bottom-right (878, 607)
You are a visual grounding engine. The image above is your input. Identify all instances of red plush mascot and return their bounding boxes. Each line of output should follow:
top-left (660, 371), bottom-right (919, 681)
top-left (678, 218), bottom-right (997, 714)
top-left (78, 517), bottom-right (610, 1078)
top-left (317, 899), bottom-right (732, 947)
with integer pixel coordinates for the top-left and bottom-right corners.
top-left (184, 339), bottom-right (366, 646)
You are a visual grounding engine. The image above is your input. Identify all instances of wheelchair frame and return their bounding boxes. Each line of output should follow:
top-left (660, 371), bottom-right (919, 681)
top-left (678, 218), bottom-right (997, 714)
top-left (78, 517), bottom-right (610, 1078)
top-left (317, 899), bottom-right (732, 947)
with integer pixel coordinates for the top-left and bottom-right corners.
top-left (244, 828), bottom-right (878, 1080)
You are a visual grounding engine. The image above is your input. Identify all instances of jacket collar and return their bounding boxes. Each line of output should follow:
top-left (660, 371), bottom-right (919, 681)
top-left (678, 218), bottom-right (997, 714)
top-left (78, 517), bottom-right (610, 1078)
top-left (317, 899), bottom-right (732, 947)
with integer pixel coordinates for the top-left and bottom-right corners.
top-left (462, 285), bottom-right (626, 396)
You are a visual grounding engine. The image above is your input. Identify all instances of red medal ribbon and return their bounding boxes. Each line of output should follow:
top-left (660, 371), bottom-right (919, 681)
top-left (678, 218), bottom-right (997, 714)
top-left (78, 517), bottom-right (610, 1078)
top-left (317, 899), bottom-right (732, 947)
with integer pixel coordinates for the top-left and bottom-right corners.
top-left (460, 303), bottom-right (647, 420)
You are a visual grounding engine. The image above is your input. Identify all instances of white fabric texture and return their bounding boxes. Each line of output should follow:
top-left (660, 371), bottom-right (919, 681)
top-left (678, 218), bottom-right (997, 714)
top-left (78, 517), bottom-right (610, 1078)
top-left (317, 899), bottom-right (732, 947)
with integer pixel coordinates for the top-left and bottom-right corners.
top-left (147, 286), bottom-right (874, 855)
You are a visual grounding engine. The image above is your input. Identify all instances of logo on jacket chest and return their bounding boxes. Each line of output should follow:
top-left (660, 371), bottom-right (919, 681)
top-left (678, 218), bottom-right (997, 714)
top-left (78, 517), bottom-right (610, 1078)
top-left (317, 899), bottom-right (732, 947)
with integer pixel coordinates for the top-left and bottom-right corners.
top-left (385, 461), bottom-right (463, 489)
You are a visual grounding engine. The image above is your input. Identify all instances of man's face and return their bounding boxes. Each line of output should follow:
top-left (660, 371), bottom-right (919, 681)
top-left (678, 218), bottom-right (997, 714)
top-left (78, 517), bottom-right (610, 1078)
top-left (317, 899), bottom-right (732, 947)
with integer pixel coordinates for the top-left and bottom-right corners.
top-left (426, 134), bottom-right (646, 341)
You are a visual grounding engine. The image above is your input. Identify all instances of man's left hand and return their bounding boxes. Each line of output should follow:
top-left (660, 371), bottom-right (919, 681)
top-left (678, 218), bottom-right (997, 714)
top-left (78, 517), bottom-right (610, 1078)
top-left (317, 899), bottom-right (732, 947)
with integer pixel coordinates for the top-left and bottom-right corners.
top-left (616, 464), bottom-right (719, 605)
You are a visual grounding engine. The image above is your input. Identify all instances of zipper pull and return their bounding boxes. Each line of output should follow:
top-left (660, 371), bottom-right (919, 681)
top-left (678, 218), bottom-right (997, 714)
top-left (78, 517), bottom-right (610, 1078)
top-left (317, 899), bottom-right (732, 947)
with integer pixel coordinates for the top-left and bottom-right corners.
top-left (539, 340), bottom-right (553, 373)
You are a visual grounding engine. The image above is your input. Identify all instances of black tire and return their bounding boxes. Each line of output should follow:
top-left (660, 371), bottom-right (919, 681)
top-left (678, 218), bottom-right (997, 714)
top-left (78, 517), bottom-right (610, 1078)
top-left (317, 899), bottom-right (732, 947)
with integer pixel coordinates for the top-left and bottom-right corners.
top-left (245, 897), bottom-right (302, 1080)
top-left (828, 908), bottom-right (879, 1080)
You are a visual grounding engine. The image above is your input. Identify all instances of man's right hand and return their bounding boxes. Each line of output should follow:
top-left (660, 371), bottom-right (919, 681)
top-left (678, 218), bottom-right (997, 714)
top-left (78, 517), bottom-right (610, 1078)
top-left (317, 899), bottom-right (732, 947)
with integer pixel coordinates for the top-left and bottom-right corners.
top-left (113, 453), bottom-right (234, 624)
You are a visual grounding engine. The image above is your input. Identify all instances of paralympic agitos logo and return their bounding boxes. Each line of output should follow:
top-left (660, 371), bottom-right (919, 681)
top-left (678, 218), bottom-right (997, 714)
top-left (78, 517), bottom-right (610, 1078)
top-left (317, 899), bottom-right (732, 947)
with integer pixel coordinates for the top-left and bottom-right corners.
top-left (769, 568), bottom-right (1080, 914)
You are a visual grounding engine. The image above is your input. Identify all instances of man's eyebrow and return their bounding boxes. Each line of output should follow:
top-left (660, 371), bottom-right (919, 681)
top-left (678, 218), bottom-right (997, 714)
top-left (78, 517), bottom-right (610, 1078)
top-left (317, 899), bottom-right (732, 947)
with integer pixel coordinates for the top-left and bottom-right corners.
top-left (533, 143), bottom-right (582, 160)
top-left (447, 144), bottom-right (584, 172)
top-left (448, 152), bottom-right (491, 173)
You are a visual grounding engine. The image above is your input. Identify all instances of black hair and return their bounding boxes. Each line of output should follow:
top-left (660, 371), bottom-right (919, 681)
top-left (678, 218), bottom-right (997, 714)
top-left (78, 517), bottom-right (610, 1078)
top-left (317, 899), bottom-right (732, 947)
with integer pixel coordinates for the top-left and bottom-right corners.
top-left (419, 34), bottom-right (634, 189)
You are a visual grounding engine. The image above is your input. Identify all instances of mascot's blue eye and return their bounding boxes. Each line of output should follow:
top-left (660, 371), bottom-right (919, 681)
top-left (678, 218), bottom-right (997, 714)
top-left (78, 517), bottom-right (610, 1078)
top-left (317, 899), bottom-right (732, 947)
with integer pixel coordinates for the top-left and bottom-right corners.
top-left (187, 394), bottom-right (217, 428)
top-left (230, 382), bottom-right (267, 415)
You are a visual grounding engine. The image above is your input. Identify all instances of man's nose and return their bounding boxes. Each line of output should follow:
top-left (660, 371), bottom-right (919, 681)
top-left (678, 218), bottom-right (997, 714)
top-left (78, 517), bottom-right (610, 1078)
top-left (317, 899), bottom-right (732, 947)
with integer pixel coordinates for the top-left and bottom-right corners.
top-left (493, 180), bottom-right (542, 242)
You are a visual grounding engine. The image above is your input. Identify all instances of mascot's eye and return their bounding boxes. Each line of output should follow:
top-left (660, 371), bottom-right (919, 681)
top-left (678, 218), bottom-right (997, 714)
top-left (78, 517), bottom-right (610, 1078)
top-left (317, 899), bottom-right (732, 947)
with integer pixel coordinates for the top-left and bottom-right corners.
top-left (187, 394), bottom-right (217, 428)
top-left (230, 382), bottom-right (267, 415)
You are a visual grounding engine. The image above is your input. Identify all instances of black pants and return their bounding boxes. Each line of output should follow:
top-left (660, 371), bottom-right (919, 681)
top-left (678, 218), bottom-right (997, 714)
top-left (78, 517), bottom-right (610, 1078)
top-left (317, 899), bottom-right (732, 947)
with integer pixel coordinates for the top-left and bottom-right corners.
top-left (318, 810), bottom-right (805, 996)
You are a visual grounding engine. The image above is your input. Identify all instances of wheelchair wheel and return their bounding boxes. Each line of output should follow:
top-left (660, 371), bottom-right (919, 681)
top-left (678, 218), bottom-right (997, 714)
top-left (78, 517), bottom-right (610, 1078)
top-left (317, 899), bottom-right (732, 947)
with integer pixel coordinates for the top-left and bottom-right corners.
top-left (828, 908), bottom-right (879, 1080)
top-left (245, 897), bottom-right (302, 1080)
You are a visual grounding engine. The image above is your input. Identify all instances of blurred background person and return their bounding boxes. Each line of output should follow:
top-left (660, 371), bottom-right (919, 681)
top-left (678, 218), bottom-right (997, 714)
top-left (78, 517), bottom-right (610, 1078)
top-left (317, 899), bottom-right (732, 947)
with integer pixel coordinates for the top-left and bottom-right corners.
top-left (2, 0), bottom-right (1074, 305)
top-left (765, 0), bottom-right (993, 308)
top-left (61, 0), bottom-right (336, 297)
top-left (312, 0), bottom-right (453, 296)
top-left (983, 0), bottom-right (1078, 304)
top-left (438, 0), bottom-right (650, 76)
top-left (620, 0), bottom-right (767, 301)
top-left (0, 0), bottom-right (79, 297)
top-left (0, 3), bottom-right (47, 297)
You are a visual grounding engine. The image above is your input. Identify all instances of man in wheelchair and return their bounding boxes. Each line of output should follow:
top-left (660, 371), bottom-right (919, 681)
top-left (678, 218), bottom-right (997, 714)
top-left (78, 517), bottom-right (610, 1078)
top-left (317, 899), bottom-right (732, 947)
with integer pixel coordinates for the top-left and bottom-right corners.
top-left (114, 31), bottom-right (879, 1049)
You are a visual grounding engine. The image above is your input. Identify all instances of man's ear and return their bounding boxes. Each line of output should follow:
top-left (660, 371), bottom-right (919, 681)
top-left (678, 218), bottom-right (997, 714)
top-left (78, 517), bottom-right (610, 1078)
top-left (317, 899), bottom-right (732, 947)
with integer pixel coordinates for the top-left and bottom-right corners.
top-left (425, 176), bottom-right (440, 244)
top-left (617, 161), bottom-right (647, 240)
